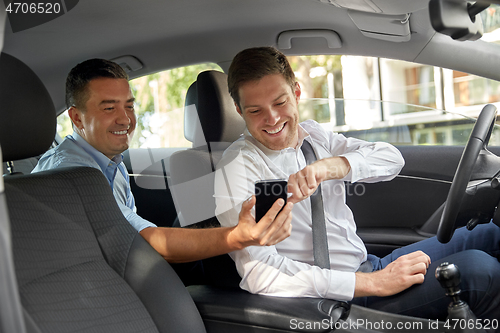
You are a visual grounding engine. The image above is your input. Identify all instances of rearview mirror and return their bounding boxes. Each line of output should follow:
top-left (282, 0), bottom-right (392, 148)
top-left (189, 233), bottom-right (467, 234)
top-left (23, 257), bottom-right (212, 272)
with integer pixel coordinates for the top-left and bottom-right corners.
top-left (429, 0), bottom-right (489, 41)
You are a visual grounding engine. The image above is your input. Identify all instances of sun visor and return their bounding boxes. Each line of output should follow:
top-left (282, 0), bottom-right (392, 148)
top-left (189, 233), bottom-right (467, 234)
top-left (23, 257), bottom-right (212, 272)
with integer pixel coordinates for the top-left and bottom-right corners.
top-left (348, 10), bottom-right (411, 42)
top-left (317, 0), bottom-right (425, 15)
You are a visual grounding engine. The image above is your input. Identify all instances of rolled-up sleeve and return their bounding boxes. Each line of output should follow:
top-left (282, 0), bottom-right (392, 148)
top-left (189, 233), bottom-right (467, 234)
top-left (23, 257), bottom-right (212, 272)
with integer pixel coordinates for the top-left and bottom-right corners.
top-left (118, 202), bottom-right (156, 232)
top-left (340, 139), bottom-right (405, 183)
top-left (303, 119), bottom-right (404, 184)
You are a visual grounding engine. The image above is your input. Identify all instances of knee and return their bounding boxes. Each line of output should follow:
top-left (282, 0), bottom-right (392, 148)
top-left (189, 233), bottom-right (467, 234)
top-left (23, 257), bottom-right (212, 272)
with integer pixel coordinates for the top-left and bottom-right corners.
top-left (448, 250), bottom-right (500, 291)
top-left (446, 250), bottom-right (500, 320)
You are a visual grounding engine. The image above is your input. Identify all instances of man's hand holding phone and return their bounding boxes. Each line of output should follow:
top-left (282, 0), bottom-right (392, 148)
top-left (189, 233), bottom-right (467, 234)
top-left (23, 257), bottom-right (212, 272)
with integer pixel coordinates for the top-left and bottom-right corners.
top-left (255, 179), bottom-right (288, 221)
top-left (231, 193), bottom-right (293, 248)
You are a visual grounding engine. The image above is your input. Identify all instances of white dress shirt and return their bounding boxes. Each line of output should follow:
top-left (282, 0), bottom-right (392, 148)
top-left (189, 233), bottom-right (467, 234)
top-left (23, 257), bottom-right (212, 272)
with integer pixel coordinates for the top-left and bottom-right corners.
top-left (214, 119), bottom-right (404, 301)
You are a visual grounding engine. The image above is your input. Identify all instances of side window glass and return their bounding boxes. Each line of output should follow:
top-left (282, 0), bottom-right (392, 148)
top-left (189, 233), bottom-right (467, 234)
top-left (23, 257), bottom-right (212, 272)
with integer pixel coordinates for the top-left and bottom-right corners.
top-left (57, 111), bottom-right (72, 139)
top-left (129, 63), bottom-right (222, 149)
top-left (290, 55), bottom-right (500, 146)
top-left (56, 63), bottom-right (223, 148)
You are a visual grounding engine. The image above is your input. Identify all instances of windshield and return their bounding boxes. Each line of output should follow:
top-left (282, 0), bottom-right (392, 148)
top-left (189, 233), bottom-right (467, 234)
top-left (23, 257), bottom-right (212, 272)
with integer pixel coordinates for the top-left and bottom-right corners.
top-left (480, 4), bottom-right (500, 44)
top-left (299, 98), bottom-right (500, 146)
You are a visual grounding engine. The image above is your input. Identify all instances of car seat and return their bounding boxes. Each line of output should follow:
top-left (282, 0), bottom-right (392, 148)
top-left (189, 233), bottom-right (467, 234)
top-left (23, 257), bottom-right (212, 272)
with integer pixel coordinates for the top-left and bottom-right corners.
top-left (0, 52), bottom-right (206, 333)
top-left (168, 70), bottom-right (245, 288)
top-left (169, 70), bottom-right (246, 229)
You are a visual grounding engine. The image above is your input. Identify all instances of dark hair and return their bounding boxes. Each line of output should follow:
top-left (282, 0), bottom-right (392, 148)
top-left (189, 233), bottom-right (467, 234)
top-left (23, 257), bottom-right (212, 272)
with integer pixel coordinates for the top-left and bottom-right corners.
top-left (65, 58), bottom-right (129, 109)
top-left (228, 47), bottom-right (296, 109)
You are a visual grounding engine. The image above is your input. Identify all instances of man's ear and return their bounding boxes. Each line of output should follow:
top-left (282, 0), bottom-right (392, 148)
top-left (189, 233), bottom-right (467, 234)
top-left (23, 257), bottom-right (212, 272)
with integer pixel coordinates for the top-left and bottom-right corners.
top-left (235, 102), bottom-right (243, 117)
top-left (294, 82), bottom-right (301, 103)
top-left (68, 106), bottom-right (83, 130)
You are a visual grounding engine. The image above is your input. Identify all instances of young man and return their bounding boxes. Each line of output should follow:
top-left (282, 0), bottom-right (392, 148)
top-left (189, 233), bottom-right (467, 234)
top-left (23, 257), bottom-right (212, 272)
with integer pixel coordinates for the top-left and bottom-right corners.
top-left (33, 58), bottom-right (293, 263)
top-left (214, 47), bottom-right (500, 321)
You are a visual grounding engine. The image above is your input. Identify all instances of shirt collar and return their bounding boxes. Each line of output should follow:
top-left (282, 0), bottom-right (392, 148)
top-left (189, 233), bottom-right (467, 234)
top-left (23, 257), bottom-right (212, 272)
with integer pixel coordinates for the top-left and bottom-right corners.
top-left (70, 131), bottom-right (124, 172)
top-left (296, 123), bottom-right (311, 148)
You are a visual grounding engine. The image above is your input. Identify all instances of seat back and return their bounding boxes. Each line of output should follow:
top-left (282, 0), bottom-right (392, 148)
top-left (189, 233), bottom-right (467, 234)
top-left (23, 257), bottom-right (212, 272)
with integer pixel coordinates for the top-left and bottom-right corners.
top-left (6, 168), bottom-right (206, 333)
top-left (0, 150), bottom-right (27, 333)
top-left (169, 70), bottom-right (245, 287)
top-left (169, 70), bottom-right (245, 228)
top-left (0, 53), bottom-right (206, 333)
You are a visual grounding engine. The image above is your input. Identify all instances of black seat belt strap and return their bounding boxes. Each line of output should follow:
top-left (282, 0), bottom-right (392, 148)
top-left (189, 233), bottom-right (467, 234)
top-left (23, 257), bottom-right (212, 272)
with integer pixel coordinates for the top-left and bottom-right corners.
top-left (300, 139), bottom-right (330, 269)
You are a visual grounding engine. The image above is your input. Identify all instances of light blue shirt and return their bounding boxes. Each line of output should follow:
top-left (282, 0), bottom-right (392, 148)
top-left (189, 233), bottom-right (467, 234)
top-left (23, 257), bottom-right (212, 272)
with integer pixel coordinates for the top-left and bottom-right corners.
top-left (32, 132), bottom-right (157, 232)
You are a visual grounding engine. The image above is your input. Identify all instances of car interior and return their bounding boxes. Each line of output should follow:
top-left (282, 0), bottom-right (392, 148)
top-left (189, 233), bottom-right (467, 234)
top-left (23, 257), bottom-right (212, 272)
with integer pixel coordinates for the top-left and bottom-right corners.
top-left (1, 0), bottom-right (500, 332)
top-left (0, 48), bottom-right (440, 333)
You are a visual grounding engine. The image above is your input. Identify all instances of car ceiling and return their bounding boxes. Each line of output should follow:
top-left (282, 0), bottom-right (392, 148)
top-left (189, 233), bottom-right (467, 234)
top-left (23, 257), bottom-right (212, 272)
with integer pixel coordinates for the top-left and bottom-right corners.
top-left (1, 0), bottom-right (499, 114)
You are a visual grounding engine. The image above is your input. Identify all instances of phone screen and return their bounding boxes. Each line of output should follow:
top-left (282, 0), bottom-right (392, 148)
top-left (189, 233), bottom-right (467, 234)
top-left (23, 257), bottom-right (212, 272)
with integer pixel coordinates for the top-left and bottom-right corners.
top-left (255, 179), bottom-right (288, 222)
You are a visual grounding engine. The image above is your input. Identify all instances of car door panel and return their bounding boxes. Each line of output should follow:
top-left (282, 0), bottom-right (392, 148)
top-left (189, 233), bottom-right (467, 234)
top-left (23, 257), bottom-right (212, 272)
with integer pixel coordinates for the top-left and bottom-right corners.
top-left (350, 145), bottom-right (500, 256)
top-left (126, 145), bottom-right (500, 258)
top-left (123, 148), bottom-right (186, 228)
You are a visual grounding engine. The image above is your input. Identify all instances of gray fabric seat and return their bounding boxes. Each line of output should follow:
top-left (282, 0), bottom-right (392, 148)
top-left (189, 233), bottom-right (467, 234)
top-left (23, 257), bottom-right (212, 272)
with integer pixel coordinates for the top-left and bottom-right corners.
top-left (169, 70), bottom-right (245, 228)
top-left (169, 70), bottom-right (245, 288)
top-left (0, 53), bottom-right (206, 333)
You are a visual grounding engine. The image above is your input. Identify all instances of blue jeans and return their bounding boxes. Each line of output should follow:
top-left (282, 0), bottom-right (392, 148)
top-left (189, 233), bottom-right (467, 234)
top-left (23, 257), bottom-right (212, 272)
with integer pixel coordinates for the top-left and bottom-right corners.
top-left (351, 222), bottom-right (500, 322)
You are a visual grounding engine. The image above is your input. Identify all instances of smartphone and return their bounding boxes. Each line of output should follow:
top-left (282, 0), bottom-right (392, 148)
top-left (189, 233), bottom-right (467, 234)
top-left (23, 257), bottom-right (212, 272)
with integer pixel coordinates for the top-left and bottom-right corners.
top-left (255, 179), bottom-right (288, 222)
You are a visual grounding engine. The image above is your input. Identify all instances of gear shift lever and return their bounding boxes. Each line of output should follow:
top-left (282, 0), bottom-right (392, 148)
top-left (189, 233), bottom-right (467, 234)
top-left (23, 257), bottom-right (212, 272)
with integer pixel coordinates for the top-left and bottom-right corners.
top-left (435, 262), bottom-right (486, 333)
top-left (435, 262), bottom-right (463, 306)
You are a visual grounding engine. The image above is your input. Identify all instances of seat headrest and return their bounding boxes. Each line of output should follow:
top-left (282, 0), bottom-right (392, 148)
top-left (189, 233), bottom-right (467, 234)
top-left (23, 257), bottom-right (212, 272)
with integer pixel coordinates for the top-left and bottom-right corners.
top-left (0, 53), bottom-right (56, 162)
top-left (184, 80), bottom-right (205, 147)
top-left (184, 70), bottom-right (245, 147)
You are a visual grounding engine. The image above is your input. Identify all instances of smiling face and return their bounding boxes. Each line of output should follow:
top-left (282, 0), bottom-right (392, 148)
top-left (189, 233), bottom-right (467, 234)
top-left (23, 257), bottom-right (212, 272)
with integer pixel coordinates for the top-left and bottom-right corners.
top-left (236, 74), bottom-right (301, 151)
top-left (68, 77), bottom-right (136, 159)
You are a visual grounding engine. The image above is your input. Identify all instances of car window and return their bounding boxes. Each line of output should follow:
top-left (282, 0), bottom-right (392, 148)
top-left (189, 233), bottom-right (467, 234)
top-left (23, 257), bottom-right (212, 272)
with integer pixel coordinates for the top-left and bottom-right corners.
top-left (56, 110), bottom-right (73, 140)
top-left (480, 4), bottom-right (500, 45)
top-left (289, 55), bottom-right (500, 146)
top-left (128, 63), bottom-right (222, 149)
top-left (57, 58), bottom-right (499, 148)
top-left (56, 62), bottom-right (223, 148)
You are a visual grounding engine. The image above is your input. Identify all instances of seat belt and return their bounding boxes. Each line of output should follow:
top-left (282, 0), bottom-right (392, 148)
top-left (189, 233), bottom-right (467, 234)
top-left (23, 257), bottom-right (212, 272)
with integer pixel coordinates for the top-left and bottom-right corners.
top-left (300, 139), bottom-right (330, 269)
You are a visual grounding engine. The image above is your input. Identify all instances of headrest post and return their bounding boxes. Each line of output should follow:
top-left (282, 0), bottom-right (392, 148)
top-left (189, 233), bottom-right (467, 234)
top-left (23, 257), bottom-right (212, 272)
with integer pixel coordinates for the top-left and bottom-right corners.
top-left (6, 161), bottom-right (14, 175)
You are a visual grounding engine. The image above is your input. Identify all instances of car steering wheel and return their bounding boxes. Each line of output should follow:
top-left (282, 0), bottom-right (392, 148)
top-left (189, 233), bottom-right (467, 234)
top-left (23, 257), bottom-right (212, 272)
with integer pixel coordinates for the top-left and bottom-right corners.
top-left (437, 104), bottom-right (498, 243)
